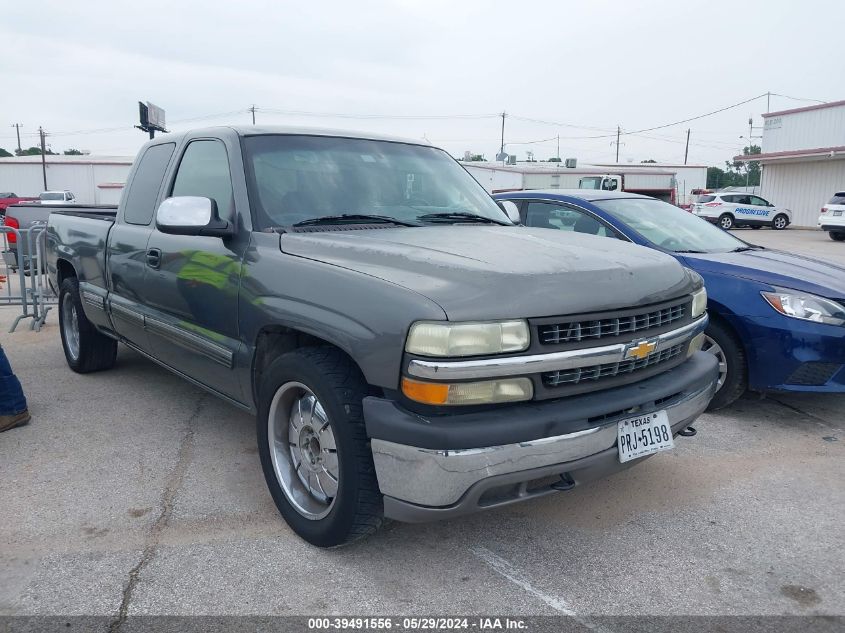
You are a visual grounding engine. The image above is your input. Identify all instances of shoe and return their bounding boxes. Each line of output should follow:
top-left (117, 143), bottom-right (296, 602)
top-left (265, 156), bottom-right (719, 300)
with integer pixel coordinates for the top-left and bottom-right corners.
top-left (0, 411), bottom-right (31, 432)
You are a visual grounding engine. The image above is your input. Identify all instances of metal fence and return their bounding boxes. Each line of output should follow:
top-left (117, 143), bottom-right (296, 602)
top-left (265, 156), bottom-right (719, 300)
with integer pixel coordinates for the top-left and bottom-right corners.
top-left (1, 222), bottom-right (56, 332)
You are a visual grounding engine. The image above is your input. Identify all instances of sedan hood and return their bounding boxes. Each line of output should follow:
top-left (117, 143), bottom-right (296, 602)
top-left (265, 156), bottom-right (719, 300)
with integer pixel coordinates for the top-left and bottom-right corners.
top-left (682, 248), bottom-right (845, 299)
top-left (280, 226), bottom-right (693, 320)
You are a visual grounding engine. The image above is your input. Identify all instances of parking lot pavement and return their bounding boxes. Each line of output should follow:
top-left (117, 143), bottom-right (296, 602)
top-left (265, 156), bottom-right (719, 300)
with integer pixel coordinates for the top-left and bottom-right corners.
top-left (1, 248), bottom-right (843, 621)
top-left (732, 226), bottom-right (845, 265)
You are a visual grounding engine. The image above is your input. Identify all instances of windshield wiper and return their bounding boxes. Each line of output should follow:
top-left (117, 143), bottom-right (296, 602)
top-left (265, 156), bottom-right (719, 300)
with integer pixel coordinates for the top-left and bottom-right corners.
top-left (416, 211), bottom-right (509, 225)
top-left (291, 214), bottom-right (419, 227)
top-left (731, 245), bottom-right (764, 252)
top-left (673, 249), bottom-right (708, 253)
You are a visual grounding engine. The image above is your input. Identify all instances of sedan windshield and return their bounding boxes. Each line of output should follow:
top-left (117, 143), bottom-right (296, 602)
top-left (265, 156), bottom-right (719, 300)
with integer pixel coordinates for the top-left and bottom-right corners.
top-left (243, 135), bottom-right (510, 228)
top-left (594, 197), bottom-right (748, 253)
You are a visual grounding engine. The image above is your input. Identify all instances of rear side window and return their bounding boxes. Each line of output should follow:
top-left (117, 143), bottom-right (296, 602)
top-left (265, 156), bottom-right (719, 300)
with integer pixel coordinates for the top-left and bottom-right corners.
top-left (829, 193), bottom-right (845, 205)
top-left (170, 140), bottom-right (234, 221)
top-left (123, 143), bottom-right (176, 225)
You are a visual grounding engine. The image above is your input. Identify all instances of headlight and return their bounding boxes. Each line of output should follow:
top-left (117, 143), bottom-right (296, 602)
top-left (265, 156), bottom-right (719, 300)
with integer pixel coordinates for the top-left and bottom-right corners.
top-left (691, 287), bottom-right (708, 319)
top-left (405, 320), bottom-right (530, 357)
top-left (761, 288), bottom-right (845, 326)
top-left (402, 376), bottom-right (533, 406)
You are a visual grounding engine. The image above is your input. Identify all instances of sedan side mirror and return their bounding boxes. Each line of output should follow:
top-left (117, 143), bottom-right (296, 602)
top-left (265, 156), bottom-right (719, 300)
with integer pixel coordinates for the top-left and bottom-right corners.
top-left (497, 200), bottom-right (522, 224)
top-left (156, 196), bottom-right (233, 238)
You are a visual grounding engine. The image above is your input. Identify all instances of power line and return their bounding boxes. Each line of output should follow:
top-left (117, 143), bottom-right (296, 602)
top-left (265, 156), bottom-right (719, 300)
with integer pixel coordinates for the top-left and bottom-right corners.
top-left (769, 92), bottom-right (826, 104)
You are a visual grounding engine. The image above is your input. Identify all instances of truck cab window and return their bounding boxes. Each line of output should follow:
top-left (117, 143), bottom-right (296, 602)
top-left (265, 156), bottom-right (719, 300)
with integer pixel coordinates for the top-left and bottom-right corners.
top-left (123, 143), bottom-right (176, 225)
top-left (170, 140), bottom-right (234, 221)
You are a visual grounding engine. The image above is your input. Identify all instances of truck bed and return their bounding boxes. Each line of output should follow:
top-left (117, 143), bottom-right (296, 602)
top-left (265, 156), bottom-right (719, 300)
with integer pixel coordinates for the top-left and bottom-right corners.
top-left (46, 207), bottom-right (117, 294)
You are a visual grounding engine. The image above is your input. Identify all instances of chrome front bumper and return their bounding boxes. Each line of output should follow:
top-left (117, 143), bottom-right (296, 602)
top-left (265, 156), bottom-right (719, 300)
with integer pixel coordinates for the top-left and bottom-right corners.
top-left (371, 375), bottom-right (716, 522)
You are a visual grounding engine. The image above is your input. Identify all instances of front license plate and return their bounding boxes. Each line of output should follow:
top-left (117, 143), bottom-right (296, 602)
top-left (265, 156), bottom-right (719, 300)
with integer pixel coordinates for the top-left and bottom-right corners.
top-left (617, 410), bottom-right (675, 463)
top-left (834, 210), bottom-right (842, 216)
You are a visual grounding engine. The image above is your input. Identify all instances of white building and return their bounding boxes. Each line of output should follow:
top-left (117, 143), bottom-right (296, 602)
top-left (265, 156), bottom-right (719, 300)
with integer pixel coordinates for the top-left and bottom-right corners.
top-left (0, 154), bottom-right (134, 205)
top-left (591, 163), bottom-right (708, 206)
top-left (462, 161), bottom-right (689, 203)
top-left (736, 99), bottom-right (845, 227)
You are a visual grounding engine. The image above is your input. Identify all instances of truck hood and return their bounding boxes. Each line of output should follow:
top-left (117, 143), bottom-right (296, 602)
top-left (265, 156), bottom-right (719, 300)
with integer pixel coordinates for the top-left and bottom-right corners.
top-left (680, 248), bottom-right (845, 299)
top-left (280, 226), bottom-right (693, 320)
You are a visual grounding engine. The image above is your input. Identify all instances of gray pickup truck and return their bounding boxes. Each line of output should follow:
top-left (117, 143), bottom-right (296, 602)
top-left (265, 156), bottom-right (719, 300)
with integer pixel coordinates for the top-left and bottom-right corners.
top-left (46, 126), bottom-right (717, 546)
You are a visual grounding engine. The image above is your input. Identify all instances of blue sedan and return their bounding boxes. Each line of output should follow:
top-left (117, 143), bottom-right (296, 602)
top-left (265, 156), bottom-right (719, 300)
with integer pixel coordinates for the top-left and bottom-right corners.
top-left (494, 189), bottom-right (845, 409)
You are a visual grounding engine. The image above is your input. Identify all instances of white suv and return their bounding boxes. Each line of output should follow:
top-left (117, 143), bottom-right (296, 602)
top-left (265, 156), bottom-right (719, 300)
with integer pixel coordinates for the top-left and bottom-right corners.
top-left (818, 192), bottom-right (845, 242)
top-left (692, 193), bottom-right (792, 230)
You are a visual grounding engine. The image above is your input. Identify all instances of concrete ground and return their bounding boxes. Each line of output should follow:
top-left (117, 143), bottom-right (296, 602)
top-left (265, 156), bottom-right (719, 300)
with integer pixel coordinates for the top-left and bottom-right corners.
top-left (0, 229), bottom-right (842, 623)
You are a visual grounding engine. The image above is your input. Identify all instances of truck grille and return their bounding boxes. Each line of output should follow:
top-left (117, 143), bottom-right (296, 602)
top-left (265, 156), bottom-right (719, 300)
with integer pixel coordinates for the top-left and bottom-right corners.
top-left (539, 304), bottom-right (685, 345)
top-left (543, 343), bottom-right (685, 387)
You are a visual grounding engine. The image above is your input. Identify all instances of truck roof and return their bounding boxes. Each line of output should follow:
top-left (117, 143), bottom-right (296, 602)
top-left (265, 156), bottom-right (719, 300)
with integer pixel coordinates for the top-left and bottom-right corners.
top-left (158, 125), bottom-right (432, 148)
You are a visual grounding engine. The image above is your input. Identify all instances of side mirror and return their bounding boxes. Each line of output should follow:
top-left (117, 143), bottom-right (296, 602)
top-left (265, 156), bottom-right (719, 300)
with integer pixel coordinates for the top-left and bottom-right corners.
top-left (497, 200), bottom-right (521, 224)
top-left (155, 196), bottom-right (233, 237)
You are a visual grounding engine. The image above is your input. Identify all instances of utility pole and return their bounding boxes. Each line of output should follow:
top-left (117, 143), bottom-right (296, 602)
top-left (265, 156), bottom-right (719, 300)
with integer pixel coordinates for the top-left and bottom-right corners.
top-left (249, 104), bottom-right (257, 125)
top-left (10, 123), bottom-right (23, 154)
top-left (684, 128), bottom-right (690, 165)
top-left (38, 127), bottom-right (47, 190)
top-left (615, 125), bottom-right (621, 162)
top-left (556, 134), bottom-right (560, 161)
top-left (499, 111), bottom-right (507, 161)
top-left (610, 125), bottom-right (624, 163)
top-left (766, 91), bottom-right (770, 113)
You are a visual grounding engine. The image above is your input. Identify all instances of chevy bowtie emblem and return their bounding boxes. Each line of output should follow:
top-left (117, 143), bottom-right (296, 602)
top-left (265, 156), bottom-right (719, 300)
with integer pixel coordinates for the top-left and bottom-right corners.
top-left (625, 339), bottom-right (658, 361)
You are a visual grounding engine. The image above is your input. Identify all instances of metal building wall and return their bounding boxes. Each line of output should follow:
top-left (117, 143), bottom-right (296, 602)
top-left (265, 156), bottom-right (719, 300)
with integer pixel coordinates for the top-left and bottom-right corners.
top-left (761, 159), bottom-right (845, 227)
top-left (0, 161), bottom-right (131, 204)
top-left (763, 104), bottom-right (845, 153)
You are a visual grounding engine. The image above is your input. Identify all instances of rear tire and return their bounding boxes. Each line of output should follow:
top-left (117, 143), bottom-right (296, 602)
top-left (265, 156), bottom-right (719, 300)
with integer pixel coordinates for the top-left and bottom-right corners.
top-left (829, 231), bottom-right (845, 242)
top-left (772, 214), bottom-right (789, 230)
top-left (718, 213), bottom-right (734, 230)
top-left (257, 346), bottom-right (383, 547)
top-left (58, 277), bottom-right (118, 373)
top-left (702, 319), bottom-right (747, 411)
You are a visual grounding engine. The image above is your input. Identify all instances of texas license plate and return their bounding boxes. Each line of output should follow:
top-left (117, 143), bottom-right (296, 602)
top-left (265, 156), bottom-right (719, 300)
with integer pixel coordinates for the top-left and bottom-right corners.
top-left (834, 210), bottom-right (843, 216)
top-left (617, 410), bottom-right (674, 463)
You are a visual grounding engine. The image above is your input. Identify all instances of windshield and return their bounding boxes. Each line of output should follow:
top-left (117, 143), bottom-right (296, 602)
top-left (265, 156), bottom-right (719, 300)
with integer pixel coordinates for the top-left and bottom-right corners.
top-left (243, 135), bottom-right (509, 228)
top-left (579, 177), bottom-right (602, 190)
top-left (594, 197), bottom-right (748, 253)
top-left (40, 192), bottom-right (64, 200)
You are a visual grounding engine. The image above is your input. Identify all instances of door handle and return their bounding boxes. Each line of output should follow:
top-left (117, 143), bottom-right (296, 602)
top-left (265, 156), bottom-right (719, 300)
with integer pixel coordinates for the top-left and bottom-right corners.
top-left (146, 248), bottom-right (162, 269)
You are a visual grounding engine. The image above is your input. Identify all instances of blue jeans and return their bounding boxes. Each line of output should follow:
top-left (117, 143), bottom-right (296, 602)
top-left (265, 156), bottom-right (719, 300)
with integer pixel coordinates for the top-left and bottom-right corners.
top-left (0, 344), bottom-right (27, 415)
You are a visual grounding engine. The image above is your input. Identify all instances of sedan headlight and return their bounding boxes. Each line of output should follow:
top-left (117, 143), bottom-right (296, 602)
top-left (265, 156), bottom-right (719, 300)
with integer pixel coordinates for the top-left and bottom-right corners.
top-left (691, 287), bottom-right (708, 319)
top-left (761, 288), bottom-right (845, 326)
top-left (405, 320), bottom-right (530, 357)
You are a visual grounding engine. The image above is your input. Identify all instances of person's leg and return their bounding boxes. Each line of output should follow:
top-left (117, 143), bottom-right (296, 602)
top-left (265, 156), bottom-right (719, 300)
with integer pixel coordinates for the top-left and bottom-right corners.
top-left (0, 344), bottom-right (30, 431)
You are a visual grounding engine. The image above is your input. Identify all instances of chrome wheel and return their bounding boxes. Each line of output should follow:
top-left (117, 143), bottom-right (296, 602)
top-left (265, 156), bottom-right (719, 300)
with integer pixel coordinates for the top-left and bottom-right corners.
top-left (701, 335), bottom-right (728, 391)
top-left (61, 293), bottom-right (80, 361)
top-left (719, 215), bottom-right (733, 230)
top-left (267, 382), bottom-right (339, 520)
top-left (773, 215), bottom-right (788, 230)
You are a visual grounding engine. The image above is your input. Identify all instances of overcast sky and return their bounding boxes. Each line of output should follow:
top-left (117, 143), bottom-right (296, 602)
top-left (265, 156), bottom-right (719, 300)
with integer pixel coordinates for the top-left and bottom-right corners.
top-left (2, 0), bottom-right (843, 166)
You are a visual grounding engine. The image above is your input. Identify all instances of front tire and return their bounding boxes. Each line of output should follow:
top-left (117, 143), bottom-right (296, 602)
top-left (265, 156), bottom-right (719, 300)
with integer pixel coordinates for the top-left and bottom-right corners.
top-left (58, 277), bottom-right (117, 373)
top-left (829, 231), bottom-right (845, 242)
top-left (718, 213), bottom-right (734, 230)
top-left (772, 214), bottom-right (789, 230)
top-left (257, 347), bottom-right (383, 547)
top-left (702, 319), bottom-right (747, 410)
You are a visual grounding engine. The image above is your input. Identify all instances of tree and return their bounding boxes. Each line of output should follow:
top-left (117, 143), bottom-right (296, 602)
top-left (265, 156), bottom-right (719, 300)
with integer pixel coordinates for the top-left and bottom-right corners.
top-left (706, 166), bottom-right (727, 189)
top-left (63, 148), bottom-right (83, 155)
top-left (16, 146), bottom-right (57, 156)
top-left (725, 145), bottom-right (761, 187)
top-left (0, 148), bottom-right (12, 158)
top-left (641, 159), bottom-right (657, 163)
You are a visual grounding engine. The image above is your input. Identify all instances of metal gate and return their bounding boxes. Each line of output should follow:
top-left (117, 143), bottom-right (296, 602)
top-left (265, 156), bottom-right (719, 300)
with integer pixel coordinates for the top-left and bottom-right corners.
top-left (1, 222), bottom-right (57, 332)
